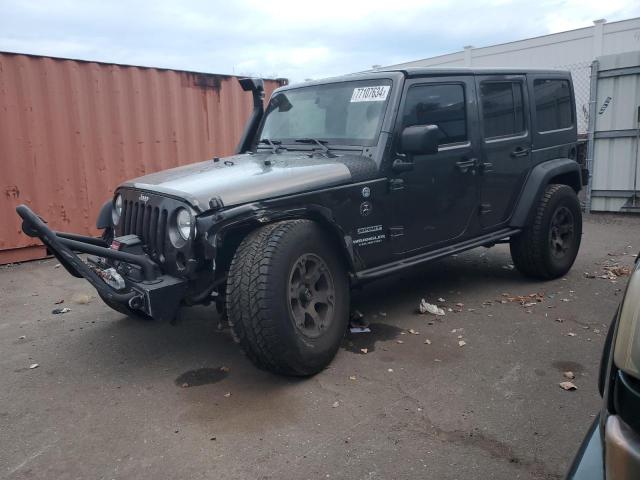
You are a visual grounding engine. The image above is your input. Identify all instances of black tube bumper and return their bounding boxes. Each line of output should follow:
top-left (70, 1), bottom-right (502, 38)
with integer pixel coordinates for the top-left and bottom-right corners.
top-left (16, 204), bottom-right (186, 321)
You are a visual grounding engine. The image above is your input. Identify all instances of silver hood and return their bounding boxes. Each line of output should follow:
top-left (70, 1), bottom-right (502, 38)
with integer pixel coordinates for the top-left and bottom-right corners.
top-left (118, 152), bottom-right (365, 211)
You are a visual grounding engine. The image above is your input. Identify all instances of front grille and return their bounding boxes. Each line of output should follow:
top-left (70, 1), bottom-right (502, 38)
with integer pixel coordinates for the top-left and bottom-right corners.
top-left (121, 200), bottom-right (168, 259)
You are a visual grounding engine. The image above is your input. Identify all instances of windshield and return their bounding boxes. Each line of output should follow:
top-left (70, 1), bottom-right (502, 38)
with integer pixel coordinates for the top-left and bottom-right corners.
top-left (259, 79), bottom-right (392, 147)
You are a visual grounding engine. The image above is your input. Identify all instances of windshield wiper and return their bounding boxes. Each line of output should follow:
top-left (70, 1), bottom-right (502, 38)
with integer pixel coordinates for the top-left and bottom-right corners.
top-left (258, 138), bottom-right (285, 154)
top-left (294, 138), bottom-right (336, 158)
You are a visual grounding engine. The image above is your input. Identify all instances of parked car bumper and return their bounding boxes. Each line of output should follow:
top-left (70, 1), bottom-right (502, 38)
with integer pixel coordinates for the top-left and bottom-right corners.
top-left (566, 415), bottom-right (604, 480)
top-left (16, 204), bottom-right (186, 321)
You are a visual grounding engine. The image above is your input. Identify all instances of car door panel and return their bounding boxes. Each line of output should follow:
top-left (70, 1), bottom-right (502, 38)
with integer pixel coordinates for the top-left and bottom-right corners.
top-left (390, 77), bottom-right (481, 255)
top-left (475, 75), bottom-right (532, 229)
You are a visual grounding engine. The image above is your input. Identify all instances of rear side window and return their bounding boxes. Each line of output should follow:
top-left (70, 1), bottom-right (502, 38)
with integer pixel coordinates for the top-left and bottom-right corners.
top-left (480, 82), bottom-right (525, 139)
top-left (533, 79), bottom-right (573, 132)
top-left (402, 84), bottom-right (467, 145)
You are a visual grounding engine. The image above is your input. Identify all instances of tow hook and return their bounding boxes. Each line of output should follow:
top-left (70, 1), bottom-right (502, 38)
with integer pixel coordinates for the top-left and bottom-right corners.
top-left (128, 295), bottom-right (144, 310)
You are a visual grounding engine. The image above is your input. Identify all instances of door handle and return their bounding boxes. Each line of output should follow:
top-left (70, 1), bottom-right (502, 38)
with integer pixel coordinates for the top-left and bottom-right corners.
top-left (510, 147), bottom-right (530, 158)
top-left (456, 158), bottom-right (478, 173)
top-left (455, 158), bottom-right (478, 173)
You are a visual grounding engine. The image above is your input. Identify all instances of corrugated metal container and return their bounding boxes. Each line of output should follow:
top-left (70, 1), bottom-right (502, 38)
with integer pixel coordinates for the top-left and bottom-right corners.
top-left (588, 51), bottom-right (640, 212)
top-left (0, 52), bottom-right (285, 264)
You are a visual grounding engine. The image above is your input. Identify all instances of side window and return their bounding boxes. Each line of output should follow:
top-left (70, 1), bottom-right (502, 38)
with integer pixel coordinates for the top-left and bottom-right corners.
top-left (402, 84), bottom-right (467, 145)
top-left (534, 79), bottom-right (573, 132)
top-left (480, 81), bottom-right (525, 139)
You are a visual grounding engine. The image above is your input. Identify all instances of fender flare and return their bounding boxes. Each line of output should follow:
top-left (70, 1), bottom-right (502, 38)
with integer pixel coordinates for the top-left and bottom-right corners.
top-left (200, 202), bottom-right (358, 273)
top-left (509, 158), bottom-right (581, 228)
top-left (96, 200), bottom-right (113, 229)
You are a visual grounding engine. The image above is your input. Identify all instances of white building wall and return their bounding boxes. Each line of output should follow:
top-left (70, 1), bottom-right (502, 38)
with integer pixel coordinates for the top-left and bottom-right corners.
top-left (387, 17), bottom-right (640, 134)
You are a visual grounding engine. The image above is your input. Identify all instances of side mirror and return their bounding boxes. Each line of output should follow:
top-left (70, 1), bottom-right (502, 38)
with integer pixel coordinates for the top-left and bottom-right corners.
top-left (400, 125), bottom-right (440, 155)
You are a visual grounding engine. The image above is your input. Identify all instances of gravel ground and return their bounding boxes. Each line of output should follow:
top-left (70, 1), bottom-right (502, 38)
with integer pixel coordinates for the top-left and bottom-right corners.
top-left (1, 213), bottom-right (638, 480)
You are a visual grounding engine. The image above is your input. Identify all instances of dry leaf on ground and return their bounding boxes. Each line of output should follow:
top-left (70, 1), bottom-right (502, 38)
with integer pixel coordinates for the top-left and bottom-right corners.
top-left (559, 381), bottom-right (577, 391)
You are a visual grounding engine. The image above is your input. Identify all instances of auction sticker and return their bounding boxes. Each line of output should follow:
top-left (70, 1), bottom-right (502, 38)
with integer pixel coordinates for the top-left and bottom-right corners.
top-left (350, 85), bottom-right (390, 102)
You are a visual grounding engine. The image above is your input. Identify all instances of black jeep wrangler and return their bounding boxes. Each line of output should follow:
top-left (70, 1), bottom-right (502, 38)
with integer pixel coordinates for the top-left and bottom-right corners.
top-left (18, 68), bottom-right (585, 376)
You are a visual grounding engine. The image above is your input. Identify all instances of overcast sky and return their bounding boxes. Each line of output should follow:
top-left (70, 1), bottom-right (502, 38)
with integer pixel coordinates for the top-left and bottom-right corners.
top-left (1, 0), bottom-right (639, 83)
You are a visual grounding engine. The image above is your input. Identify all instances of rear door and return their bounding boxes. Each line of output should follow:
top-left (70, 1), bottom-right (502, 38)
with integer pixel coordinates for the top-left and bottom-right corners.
top-left (475, 75), bottom-right (531, 229)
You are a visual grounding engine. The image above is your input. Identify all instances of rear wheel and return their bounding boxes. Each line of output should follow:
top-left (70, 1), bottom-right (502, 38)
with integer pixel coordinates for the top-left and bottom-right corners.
top-left (510, 184), bottom-right (582, 279)
top-left (226, 220), bottom-right (349, 376)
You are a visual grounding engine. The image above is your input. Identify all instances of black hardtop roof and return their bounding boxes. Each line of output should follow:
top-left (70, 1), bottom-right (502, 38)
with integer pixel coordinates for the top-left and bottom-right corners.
top-left (277, 67), bottom-right (571, 92)
top-left (387, 66), bottom-right (571, 76)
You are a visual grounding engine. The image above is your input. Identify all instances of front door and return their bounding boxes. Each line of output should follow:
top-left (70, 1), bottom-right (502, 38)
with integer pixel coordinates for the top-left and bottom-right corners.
top-left (390, 76), bottom-right (480, 255)
top-left (475, 75), bottom-right (532, 229)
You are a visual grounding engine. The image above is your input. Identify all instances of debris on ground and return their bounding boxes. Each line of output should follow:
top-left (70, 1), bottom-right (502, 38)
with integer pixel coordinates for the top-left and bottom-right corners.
top-left (379, 311), bottom-right (387, 317)
top-left (72, 293), bottom-right (92, 305)
top-left (502, 264), bottom-right (515, 270)
top-left (181, 382), bottom-right (189, 388)
top-left (437, 297), bottom-right (445, 303)
top-left (566, 332), bottom-right (576, 337)
top-left (424, 339), bottom-right (431, 345)
top-left (408, 329), bottom-right (420, 335)
top-left (54, 299), bottom-right (64, 305)
top-left (563, 371), bottom-right (575, 380)
top-left (349, 310), bottom-right (370, 333)
top-left (350, 326), bottom-right (371, 334)
top-left (600, 264), bottom-right (632, 280)
top-left (387, 368), bottom-right (394, 372)
top-left (502, 292), bottom-right (545, 306)
top-left (332, 401), bottom-right (340, 408)
top-left (29, 363), bottom-right (39, 369)
top-left (220, 366), bottom-right (230, 373)
top-left (418, 299), bottom-right (445, 316)
top-left (349, 375), bottom-right (357, 381)
top-left (559, 381), bottom-right (577, 391)
top-left (52, 307), bottom-right (71, 315)
top-left (18, 335), bottom-right (26, 340)
top-left (360, 348), bottom-right (368, 354)
top-left (396, 340), bottom-right (404, 344)
top-left (556, 318), bottom-right (564, 323)
top-left (458, 340), bottom-right (466, 347)
top-left (223, 392), bottom-right (231, 398)
top-left (54, 264), bottom-right (61, 268)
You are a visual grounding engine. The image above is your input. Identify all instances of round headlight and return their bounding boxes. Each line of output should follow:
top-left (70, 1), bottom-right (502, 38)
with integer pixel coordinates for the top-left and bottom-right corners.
top-left (112, 194), bottom-right (123, 225)
top-left (176, 208), bottom-right (193, 240)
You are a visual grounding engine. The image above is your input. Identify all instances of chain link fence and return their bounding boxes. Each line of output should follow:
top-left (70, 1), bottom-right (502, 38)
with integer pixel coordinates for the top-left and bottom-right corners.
top-left (555, 61), bottom-right (592, 135)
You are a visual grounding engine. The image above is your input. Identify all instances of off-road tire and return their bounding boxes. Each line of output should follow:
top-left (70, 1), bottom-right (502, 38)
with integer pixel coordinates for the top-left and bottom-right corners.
top-left (226, 220), bottom-right (350, 376)
top-left (510, 184), bottom-right (582, 279)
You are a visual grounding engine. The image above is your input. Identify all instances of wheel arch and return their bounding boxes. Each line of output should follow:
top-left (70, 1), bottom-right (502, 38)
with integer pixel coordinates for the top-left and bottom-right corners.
top-left (96, 200), bottom-right (113, 229)
top-left (510, 158), bottom-right (582, 228)
top-left (211, 206), bottom-right (357, 281)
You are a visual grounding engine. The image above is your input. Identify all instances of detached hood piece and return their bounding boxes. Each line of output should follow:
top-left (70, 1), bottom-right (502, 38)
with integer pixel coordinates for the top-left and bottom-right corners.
top-left (119, 152), bottom-right (376, 211)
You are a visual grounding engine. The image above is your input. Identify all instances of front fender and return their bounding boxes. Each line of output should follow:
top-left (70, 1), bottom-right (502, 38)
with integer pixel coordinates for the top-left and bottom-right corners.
top-left (510, 158), bottom-right (581, 228)
top-left (96, 200), bottom-right (113, 229)
top-left (197, 202), bottom-right (358, 274)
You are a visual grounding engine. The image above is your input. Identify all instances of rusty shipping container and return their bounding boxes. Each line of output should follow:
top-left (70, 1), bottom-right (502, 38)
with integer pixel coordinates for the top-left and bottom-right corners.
top-left (0, 52), bottom-right (286, 264)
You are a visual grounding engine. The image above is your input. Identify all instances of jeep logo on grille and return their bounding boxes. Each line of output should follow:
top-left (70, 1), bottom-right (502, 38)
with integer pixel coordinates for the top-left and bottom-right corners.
top-left (139, 194), bottom-right (150, 203)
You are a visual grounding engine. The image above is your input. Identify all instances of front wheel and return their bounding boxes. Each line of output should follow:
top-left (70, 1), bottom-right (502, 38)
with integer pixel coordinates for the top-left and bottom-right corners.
top-left (510, 184), bottom-right (582, 279)
top-left (226, 220), bottom-right (350, 376)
